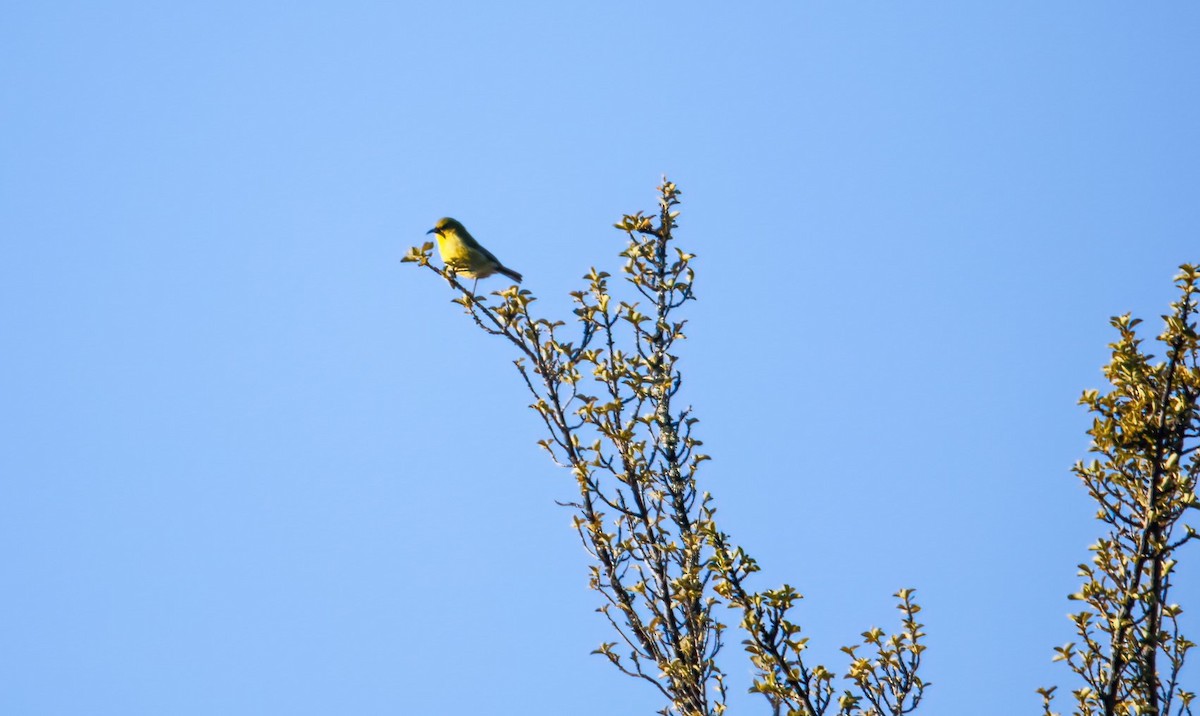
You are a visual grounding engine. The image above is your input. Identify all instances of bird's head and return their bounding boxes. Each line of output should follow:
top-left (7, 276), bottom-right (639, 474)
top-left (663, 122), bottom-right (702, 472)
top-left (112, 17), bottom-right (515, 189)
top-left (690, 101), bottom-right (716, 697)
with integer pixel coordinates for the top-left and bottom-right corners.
top-left (427, 217), bottom-right (464, 236)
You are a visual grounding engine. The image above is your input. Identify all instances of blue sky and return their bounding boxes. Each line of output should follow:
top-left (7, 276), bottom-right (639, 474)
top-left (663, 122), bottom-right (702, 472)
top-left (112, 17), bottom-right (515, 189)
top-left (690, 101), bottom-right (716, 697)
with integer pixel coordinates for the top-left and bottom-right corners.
top-left (3, 3), bottom-right (1198, 714)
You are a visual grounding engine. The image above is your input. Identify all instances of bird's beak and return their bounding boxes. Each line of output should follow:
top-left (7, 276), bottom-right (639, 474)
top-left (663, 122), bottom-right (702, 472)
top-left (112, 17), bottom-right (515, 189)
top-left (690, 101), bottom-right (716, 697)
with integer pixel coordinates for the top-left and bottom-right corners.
top-left (426, 228), bottom-right (437, 235)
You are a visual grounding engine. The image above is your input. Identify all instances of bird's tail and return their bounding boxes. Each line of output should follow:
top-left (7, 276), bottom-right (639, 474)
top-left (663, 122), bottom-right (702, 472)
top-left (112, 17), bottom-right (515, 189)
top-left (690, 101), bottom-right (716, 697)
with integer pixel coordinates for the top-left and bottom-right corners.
top-left (497, 265), bottom-right (523, 283)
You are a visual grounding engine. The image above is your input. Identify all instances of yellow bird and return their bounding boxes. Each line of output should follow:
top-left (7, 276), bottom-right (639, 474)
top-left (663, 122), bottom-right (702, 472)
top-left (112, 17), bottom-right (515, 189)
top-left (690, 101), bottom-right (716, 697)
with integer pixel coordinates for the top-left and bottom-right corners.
top-left (426, 217), bottom-right (523, 284)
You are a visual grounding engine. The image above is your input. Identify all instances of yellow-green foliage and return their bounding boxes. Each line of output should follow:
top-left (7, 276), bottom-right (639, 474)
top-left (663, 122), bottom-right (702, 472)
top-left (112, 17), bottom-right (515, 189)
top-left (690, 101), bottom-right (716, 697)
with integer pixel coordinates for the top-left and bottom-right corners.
top-left (1043, 265), bottom-right (1200, 716)
top-left (406, 180), bottom-right (926, 716)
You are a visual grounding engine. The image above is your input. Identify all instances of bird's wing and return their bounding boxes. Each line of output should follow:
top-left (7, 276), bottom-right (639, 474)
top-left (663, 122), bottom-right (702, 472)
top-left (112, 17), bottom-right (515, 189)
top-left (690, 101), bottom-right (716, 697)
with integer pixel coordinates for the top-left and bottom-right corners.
top-left (460, 230), bottom-right (504, 264)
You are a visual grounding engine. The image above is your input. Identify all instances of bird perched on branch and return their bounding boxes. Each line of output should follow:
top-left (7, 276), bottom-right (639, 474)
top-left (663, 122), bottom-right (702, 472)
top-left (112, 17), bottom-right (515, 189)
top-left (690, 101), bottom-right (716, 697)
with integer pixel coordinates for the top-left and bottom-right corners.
top-left (427, 217), bottom-right (523, 285)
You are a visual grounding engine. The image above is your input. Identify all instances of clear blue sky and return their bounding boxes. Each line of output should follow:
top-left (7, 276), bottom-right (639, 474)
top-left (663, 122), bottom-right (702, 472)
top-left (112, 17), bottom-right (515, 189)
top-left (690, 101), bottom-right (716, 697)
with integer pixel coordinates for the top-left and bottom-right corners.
top-left (3, 3), bottom-right (1198, 714)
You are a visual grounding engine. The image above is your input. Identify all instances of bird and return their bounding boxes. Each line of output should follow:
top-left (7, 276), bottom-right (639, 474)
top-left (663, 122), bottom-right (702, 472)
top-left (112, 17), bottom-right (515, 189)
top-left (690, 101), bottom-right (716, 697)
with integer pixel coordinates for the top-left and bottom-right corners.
top-left (426, 217), bottom-right (523, 285)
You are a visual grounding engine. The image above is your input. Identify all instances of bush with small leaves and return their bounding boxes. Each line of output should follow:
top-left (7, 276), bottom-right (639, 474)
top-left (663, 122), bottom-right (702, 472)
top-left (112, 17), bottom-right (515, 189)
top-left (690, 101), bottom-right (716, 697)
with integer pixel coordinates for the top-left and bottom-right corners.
top-left (405, 180), bottom-right (926, 716)
top-left (1043, 265), bottom-right (1200, 716)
